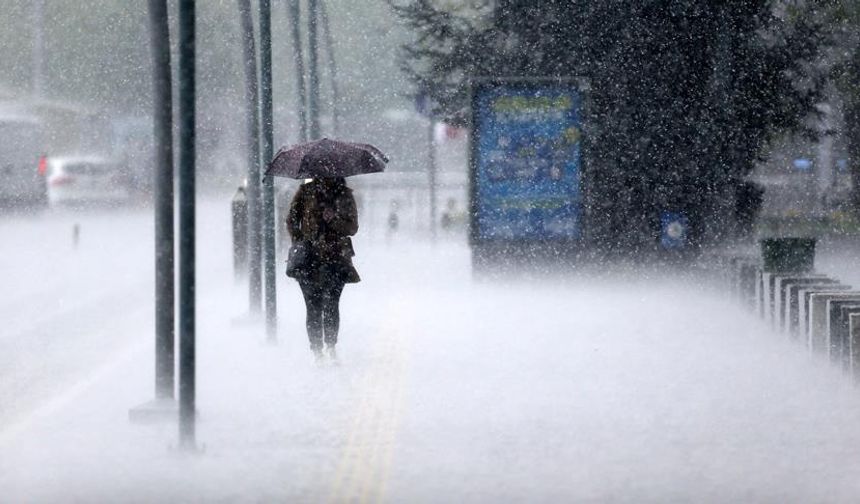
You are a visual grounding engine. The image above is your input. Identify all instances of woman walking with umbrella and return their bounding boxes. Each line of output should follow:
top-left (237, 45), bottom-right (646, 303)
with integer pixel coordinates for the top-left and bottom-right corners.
top-left (269, 139), bottom-right (386, 362)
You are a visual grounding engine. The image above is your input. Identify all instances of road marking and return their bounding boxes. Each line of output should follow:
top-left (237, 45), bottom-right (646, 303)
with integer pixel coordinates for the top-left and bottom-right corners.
top-left (0, 338), bottom-right (147, 446)
top-left (327, 299), bottom-right (413, 504)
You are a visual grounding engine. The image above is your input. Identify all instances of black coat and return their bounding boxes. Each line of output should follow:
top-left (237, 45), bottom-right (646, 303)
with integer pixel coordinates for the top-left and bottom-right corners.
top-left (287, 180), bottom-right (360, 283)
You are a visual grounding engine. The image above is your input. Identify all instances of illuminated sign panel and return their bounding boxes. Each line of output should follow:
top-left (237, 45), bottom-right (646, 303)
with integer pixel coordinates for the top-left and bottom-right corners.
top-left (471, 81), bottom-right (583, 241)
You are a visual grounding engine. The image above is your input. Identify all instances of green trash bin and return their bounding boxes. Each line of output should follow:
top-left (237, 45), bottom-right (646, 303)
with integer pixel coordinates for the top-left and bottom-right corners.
top-left (760, 237), bottom-right (816, 274)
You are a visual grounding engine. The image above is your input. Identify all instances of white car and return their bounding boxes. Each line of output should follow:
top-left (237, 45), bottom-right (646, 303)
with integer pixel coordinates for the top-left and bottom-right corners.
top-left (45, 155), bottom-right (131, 207)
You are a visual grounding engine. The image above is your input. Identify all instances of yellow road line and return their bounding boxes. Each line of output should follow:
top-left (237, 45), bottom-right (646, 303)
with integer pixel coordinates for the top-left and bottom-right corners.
top-left (327, 299), bottom-right (413, 504)
top-left (374, 340), bottom-right (408, 503)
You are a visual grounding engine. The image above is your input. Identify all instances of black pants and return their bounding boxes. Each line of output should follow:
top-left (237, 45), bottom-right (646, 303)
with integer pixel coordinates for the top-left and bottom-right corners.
top-left (298, 278), bottom-right (345, 350)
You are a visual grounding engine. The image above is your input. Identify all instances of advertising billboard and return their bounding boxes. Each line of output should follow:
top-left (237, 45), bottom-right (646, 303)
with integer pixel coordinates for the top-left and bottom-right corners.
top-left (470, 80), bottom-right (583, 243)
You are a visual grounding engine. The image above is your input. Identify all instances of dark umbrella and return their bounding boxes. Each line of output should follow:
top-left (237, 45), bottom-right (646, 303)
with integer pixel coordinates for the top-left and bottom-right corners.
top-left (266, 138), bottom-right (388, 179)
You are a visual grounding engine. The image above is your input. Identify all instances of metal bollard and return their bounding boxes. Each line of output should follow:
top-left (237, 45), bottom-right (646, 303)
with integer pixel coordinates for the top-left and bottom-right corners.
top-left (772, 274), bottom-right (827, 330)
top-left (809, 292), bottom-right (860, 355)
top-left (828, 301), bottom-right (860, 369)
top-left (778, 277), bottom-right (833, 333)
top-left (850, 313), bottom-right (860, 383)
top-left (232, 185), bottom-right (248, 279)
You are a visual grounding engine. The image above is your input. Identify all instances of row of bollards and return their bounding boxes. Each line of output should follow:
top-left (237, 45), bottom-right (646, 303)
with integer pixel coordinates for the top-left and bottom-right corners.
top-left (722, 238), bottom-right (860, 382)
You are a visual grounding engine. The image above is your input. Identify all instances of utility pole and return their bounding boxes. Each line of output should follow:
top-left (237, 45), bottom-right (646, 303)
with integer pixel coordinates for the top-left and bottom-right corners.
top-left (260, 0), bottom-right (278, 343)
top-left (177, 0), bottom-right (197, 450)
top-left (239, 0), bottom-right (263, 314)
top-left (288, 0), bottom-right (308, 143)
top-left (307, 0), bottom-right (321, 140)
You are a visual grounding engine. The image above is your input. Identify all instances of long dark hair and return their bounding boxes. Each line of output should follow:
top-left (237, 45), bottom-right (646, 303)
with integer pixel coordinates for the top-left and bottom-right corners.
top-left (316, 176), bottom-right (346, 192)
top-left (314, 177), bottom-right (347, 207)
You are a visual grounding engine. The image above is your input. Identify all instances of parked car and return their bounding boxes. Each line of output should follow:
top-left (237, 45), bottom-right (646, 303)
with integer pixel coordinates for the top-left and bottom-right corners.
top-left (45, 155), bottom-right (130, 207)
top-left (0, 115), bottom-right (47, 209)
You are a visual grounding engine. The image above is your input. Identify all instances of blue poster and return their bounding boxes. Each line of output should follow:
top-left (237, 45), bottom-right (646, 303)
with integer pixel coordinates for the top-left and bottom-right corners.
top-left (473, 83), bottom-right (582, 241)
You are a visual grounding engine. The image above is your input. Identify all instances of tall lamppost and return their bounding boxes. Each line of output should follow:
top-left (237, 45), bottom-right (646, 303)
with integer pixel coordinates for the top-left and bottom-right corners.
top-left (308, 0), bottom-right (321, 140)
top-left (238, 0), bottom-right (263, 314)
top-left (260, 0), bottom-right (278, 342)
top-left (149, 0), bottom-right (176, 404)
top-left (288, 0), bottom-right (308, 143)
top-left (177, 0), bottom-right (197, 450)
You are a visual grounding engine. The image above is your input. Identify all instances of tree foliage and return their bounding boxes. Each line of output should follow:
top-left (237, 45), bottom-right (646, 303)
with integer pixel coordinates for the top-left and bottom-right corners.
top-left (819, 0), bottom-right (860, 212)
top-left (392, 0), bottom-right (828, 249)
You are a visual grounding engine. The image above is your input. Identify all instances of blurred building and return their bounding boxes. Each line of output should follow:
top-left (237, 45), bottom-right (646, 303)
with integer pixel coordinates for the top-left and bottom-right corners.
top-left (751, 122), bottom-right (851, 230)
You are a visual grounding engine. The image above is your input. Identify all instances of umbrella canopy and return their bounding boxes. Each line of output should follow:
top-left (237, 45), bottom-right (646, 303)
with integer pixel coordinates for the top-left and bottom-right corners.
top-left (266, 138), bottom-right (388, 179)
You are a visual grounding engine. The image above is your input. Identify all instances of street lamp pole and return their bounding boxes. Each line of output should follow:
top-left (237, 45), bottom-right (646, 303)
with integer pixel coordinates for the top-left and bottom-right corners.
top-left (148, 0), bottom-right (175, 402)
top-left (288, 0), bottom-right (308, 143)
top-left (260, 0), bottom-right (278, 342)
top-left (238, 0), bottom-right (263, 314)
top-left (307, 0), bottom-right (321, 140)
top-left (319, 0), bottom-right (340, 136)
top-left (177, 0), bottom-right (197, 450)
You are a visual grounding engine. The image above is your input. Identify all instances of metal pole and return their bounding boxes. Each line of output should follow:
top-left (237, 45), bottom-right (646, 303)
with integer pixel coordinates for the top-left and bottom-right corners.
top-left (148, 0), bottom-right (175, 401)
top-left (177, 0), bottom-right (197, 449)
top-left (239, 0), bottom-right (263, 314)
top-left (288, 0), bottom-right (308, 143)
top-left (307, 0), bottom-right (321, 140)
top-left (31, 0), bottom-right (44, 97)
top-left (260, 0), bottom-right (278, 342)
top-left (319, 0), bottom-right (340, 137)
top-left (428, 119), bottom-right (437, 241)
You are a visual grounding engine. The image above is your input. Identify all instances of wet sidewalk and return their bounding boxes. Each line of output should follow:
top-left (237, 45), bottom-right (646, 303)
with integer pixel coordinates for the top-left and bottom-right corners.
top-left (6, 241), bottom-right (860, 502)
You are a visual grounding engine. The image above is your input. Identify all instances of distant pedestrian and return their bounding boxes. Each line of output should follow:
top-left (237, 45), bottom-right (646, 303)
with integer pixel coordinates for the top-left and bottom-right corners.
top-left (287, 177), bottom-right (360, 363)
top-left (440, 197), bottom-right (459, 231)
top-left (387, 199), bottom-right (399, 241)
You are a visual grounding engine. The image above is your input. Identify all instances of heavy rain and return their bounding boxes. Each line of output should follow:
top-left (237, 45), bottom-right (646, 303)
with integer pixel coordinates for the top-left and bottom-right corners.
top-left (3, 0), bottom-right (860, 502)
